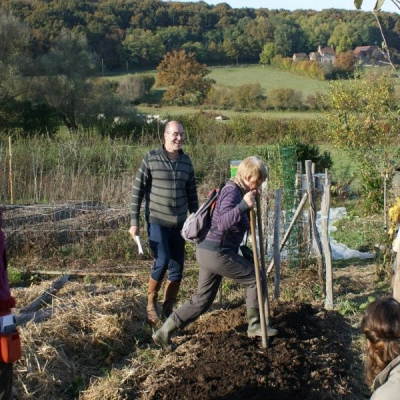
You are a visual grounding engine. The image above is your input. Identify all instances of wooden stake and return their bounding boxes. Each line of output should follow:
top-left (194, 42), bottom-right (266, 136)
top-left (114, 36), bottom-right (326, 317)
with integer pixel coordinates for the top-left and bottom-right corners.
top-left (322, 171), bottom-right (333, 310)
top-left (8, 136), bottom-right (13, 205)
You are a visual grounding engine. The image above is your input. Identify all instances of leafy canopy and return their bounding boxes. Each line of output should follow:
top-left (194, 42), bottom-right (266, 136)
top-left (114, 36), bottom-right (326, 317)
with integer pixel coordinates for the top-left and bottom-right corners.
top-left (156, 50), bottom-right (215, 105)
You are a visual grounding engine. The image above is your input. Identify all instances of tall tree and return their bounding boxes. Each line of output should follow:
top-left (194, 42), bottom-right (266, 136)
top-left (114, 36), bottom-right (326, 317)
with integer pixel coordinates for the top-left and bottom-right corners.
top-left (122, 28), bottom-right (165, 66)
top-left (0, 9), bottom-right (34, 129)
top-left (0, 10), bottom-right (32, 106)
top-left (156, 50), bottom-right (215, 105)
top-left (36, 28), bottom-right (123, 134)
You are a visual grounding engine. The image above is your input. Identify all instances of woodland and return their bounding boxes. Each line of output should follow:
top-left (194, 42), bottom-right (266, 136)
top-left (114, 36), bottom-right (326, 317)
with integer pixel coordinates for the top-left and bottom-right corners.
top-left (1, 0), bottom-right (400, 137)
top-left (1, 0), bottom-right (400, 70)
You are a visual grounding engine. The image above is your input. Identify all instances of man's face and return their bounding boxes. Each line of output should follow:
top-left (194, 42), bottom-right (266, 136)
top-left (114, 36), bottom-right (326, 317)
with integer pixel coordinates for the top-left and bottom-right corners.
top-left (164, 124), bottom-right (184, 152)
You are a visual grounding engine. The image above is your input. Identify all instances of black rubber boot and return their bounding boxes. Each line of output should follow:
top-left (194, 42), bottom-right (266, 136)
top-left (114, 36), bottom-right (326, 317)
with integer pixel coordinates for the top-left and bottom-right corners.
top-left (247, 307), bottom-right (278, 337)
top-left (152, 317), bottom-right (178, 352)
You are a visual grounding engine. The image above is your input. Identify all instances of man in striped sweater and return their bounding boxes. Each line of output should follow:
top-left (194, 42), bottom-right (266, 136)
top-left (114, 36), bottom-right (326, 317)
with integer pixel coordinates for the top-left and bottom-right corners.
top-left (129, 120), bottom-right (198, 327)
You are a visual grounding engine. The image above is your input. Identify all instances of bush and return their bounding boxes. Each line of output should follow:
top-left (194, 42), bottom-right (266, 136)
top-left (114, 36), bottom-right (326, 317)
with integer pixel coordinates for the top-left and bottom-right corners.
top-left (280, 134), bottom-right (333, 173)
top-left (267, 88), bottom-right (304, 110)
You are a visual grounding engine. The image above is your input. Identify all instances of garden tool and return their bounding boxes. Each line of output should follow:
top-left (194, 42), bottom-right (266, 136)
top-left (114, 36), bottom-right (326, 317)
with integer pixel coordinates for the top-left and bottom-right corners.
top-left (249, 208), bottom-right (268, 348)
top-left (255, 193), bottom-right (273, 328)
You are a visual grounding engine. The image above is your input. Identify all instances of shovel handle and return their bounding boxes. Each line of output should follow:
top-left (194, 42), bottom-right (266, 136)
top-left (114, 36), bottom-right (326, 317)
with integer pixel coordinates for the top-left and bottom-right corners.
top-left (250, 208), bottom-right (268, 349)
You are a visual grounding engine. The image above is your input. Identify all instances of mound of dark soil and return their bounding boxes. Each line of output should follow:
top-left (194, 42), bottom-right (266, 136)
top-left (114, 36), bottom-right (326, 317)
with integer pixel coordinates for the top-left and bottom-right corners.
top-left (142, 302), bottom-right (365, 400)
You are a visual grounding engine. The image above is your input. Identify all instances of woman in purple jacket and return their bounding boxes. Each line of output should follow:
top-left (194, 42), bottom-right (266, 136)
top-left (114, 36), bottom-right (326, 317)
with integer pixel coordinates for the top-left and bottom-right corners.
top-left (0, 208), bottom-right (15, 400)
top-left (153, 156), bottom-right (278, 352)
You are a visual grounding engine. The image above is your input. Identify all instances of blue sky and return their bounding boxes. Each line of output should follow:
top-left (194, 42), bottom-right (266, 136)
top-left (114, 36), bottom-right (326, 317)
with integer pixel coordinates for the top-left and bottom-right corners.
top-left (168, 0), bottom-right (399, 12)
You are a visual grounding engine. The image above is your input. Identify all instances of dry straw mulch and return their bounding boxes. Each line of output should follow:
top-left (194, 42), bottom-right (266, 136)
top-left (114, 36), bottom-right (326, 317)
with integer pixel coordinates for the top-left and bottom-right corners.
top-left (13, 276), bottom-right (156, 399)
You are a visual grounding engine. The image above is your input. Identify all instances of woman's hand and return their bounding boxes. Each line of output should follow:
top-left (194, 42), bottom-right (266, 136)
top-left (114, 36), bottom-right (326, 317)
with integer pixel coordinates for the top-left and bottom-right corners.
top-left (243, 189), bottom-right (258, 208)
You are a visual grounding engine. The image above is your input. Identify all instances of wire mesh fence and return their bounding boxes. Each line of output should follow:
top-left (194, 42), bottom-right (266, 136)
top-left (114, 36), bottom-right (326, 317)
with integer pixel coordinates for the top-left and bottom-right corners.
top-left (2, 184), bottom-right (322, 269)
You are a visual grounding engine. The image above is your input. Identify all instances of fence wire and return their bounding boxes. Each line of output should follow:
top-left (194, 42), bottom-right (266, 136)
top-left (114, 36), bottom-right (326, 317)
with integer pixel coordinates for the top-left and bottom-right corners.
top-left (2, 185), bottom-right (321, 267)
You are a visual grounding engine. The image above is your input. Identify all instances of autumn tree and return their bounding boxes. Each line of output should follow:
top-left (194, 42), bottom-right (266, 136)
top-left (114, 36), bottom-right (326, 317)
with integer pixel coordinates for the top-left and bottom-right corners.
top-left (155, 50), bottom-right (215, 105)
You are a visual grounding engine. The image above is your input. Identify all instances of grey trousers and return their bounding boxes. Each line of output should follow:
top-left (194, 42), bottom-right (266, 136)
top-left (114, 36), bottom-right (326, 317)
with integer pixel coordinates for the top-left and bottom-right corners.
top-left (171, 246), bottom-right (258, 329)
top-left (0, 362), bottom-right (13, 400)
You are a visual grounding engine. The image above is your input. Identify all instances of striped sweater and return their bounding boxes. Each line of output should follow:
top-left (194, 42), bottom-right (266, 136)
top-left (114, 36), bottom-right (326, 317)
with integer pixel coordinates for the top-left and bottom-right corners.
top-left (130, 146), bottom-right (198, 228)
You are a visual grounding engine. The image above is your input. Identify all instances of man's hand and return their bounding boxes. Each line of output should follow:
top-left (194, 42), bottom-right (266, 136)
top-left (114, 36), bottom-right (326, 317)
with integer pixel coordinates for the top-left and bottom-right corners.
top-left (129, 226), bottom-right (139, 239)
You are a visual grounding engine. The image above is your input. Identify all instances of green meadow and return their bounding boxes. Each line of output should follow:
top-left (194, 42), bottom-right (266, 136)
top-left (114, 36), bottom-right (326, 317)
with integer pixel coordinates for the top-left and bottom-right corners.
top-left (208, 65), bottom-right (328, 97)
top-left (121, 65), bottom-right (328, 119)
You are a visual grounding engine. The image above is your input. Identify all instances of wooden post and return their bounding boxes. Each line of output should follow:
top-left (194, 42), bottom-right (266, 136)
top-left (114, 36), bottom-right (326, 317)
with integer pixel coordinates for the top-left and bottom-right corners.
top-left (273, 189), bottom-right (282, 299)
top-left (321, 170), bottom-right (333, 309)
top-left (250, 209), bottom-right (268, 349)
top-left (305, 160), bottom-right (324, 286)
top-left (8, 136), bottom-right (13, 205)
top-left (261, 168), bottom-right (269, 258)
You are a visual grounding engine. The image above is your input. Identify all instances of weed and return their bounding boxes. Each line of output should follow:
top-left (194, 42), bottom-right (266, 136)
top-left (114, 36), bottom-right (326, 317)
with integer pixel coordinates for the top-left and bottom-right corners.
top-left (311, 283), bottom-right (323, 300)
top-left (7, 268), bottom-right (24, 285)
top-left (338, 299), bottom-right (360, 316)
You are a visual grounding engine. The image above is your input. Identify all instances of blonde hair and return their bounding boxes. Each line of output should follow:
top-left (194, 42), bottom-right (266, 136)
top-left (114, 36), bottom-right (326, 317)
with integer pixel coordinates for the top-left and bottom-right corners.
top-left (235, 156), bottom-right (268, 183)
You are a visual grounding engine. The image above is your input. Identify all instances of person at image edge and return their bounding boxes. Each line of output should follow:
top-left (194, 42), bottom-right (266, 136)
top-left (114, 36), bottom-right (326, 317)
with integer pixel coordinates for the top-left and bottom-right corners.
top-left (0, 208), bottom-right (16, 400)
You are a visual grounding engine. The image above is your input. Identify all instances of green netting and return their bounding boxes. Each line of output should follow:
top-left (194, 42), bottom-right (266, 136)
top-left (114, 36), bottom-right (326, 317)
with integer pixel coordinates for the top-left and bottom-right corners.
top-left (280, 146), bottom-right (300, 268)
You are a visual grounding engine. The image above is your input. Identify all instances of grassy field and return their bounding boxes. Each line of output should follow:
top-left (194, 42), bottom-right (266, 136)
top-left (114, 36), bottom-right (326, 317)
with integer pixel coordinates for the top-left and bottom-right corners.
top-left (208, 65), bottom-right (329, 97)
top-left (106, 65), bottom-right (328, 119)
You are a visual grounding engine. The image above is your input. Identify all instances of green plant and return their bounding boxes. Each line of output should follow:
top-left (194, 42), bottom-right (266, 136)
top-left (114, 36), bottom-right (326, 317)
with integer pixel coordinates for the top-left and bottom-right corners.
top-left (311, 283), bottom-right (323, 300)
top-left (7, 268), bottom-right (24, 285)
top-left (338, 299), bottom-right (360, 316)
top-left (359, 295), bottom-right (377, 311)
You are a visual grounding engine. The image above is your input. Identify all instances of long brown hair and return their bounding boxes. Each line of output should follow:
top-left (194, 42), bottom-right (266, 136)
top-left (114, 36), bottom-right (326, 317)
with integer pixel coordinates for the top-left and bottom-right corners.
top-left (361, 297), bottom-right (400, 386)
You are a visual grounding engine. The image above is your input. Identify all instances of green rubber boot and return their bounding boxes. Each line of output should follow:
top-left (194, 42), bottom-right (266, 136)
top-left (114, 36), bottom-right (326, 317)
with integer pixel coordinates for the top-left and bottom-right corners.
top-left (152, 317), bottom-right (178, 352)
top-left (247, 307), bottom-right (278, 337)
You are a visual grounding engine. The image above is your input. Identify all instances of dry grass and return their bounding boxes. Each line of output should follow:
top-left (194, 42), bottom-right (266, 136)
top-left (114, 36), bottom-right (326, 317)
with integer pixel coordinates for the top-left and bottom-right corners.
top-left (13, 278), bottom-right (152, 399)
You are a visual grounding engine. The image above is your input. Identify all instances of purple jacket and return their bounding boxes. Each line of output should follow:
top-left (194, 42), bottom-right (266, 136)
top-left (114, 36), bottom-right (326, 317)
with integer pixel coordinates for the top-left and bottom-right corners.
top-left (204, 181), bottom-right (250, 251)
top-left (0, 209), bottom-right (15, 313)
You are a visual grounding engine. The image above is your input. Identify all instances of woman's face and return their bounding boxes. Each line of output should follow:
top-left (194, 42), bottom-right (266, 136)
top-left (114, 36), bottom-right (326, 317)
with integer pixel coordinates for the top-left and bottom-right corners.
top-left (244, 175), bottom-right (264, 191)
